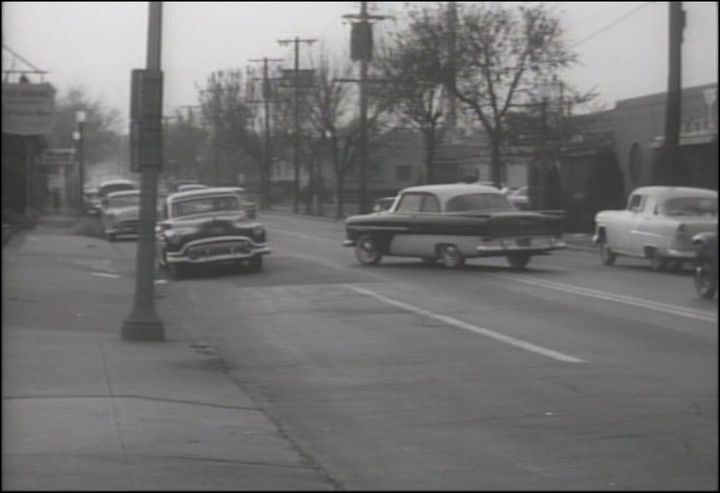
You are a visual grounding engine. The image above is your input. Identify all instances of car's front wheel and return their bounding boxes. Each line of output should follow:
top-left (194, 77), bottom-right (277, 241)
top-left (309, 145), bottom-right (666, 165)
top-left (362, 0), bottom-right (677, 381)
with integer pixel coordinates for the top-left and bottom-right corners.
top-left (600, 244), bottom-right (617, 266)
top-left (248, 256), bottom-right (263, 272)
top-left (507, 253), bottom-right (531, 270)
top-left (694, 257), bottom-right (717, 299)
top-left (355, 235), bottom-right (382, 265)
top-left (168, 262), bottom-right (187, 280)
top-left (439, 244), bottom-right (465, 269)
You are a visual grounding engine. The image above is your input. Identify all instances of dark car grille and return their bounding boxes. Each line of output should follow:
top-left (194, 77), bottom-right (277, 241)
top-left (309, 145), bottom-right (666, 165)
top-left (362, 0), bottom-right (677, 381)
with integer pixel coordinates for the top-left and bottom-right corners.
top-left (186, 240), bottom-right (252, 258)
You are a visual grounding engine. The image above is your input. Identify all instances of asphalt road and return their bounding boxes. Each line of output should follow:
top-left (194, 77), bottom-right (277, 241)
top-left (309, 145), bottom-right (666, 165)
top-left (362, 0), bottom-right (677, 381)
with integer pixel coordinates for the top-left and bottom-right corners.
top-left (97, 212), bottom-right (718, 490)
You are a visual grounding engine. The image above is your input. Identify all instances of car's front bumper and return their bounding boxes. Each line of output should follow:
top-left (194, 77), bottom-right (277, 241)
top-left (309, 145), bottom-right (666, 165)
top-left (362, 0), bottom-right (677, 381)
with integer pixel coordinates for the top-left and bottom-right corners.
top-left (106, 221), bottom-right (139, 235)
top-left (166, 235), bottom-right (270, 264)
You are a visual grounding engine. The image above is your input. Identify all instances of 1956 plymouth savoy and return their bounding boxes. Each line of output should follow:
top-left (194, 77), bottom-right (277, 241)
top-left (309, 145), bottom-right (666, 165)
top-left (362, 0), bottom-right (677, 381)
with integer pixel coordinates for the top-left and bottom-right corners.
top-left (593, 186), bottom-right (718, 270)
top-left (343, 184), bottom-right (567, 269)
top-left (156, 187), bottom-right (270, 279)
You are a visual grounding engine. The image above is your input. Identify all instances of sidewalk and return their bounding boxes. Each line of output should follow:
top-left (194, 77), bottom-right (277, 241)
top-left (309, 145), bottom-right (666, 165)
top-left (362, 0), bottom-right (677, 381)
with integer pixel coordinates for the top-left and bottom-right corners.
top-left (1, 215), bottom-right (337, 491)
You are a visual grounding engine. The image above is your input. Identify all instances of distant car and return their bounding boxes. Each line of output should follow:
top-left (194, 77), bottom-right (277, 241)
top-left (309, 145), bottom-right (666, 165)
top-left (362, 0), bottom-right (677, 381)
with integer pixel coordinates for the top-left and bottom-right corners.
top-left (100, 190), bottom-right (141, 241)
top-left (372, 196), bottom-right (396, 213)
top-left (692, 231), bottom-right (717, 299)
top-left (343, 183), bottom-right (566, 269)
top-left (97, 179), bottom-right (137, 200)
top-left (156, 187), bottom-right (270, 279)
top-left (83, 187), bottom-right (100, 215)
top-left (507, 186), bottom-right (529, 210)
top-left (593, 186), bottom-right (718, 270)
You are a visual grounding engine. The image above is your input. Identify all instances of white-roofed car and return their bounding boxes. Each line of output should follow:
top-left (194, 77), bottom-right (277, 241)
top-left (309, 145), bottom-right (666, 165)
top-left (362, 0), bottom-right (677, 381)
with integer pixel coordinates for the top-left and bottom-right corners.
top-left (593, 186), bottom-right (718, 271)
top-left (156, 187), bottom-right (270, 279)
top-left (343, 183), bottom-right (566, 269)
top-left (100, 190), bottom-right (141, 241)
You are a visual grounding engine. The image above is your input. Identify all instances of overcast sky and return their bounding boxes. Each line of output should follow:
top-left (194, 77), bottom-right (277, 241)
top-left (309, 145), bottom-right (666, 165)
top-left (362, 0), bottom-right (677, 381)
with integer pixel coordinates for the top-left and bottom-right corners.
top-left (3, 2), bottom-right (718, 128)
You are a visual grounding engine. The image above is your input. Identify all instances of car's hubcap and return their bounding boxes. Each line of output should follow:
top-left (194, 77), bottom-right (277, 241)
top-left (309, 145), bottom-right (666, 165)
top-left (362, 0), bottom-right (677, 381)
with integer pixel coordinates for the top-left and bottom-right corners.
top-left (358, 239), bottom-right (377, 262)
top-left (442, 246), bottom-right (462, 267)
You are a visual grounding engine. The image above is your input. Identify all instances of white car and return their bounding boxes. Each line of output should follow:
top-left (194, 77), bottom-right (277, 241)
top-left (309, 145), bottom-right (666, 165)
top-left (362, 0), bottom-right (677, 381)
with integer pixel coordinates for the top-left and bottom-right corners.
top-left (593, 186), bottom-right (718, 270)
top-left (100, 190), bottom-right (141, 241)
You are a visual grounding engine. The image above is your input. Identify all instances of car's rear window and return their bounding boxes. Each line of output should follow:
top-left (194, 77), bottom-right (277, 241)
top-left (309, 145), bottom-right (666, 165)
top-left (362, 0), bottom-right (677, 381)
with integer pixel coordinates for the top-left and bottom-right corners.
top-left (172, 195), bottom-right (241, 217)
top-left (664, 197), bottom-right (718, 216)
top-left (445, 193), bottom-right (512, 212)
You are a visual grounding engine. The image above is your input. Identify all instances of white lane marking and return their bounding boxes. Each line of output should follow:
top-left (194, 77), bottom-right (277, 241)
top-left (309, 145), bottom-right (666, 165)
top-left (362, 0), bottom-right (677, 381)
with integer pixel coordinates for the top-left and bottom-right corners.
top-left (490, 274), bottom-right (717, 323)
top-left (90, 272), bottom-right (121, 279)
top-left (347, 285), bottom-right (586, 364)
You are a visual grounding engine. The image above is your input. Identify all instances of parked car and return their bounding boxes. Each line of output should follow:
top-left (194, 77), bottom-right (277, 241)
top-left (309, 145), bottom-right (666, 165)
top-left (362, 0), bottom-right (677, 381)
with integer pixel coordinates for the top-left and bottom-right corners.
top-left (593, 186), bottom-right (718, 270)
top-left (156, 187), bottom-right (270, 279)
top-left (507, 186), bottom-right (529, 210)
top-left (83, 187), bottom-right (100, 215)
top-left (100, 190), bottom-right (141, 241)
top-left (692, 231), bottom-right (717, 299)
top-left (343, 183), bottom-right (566, 269)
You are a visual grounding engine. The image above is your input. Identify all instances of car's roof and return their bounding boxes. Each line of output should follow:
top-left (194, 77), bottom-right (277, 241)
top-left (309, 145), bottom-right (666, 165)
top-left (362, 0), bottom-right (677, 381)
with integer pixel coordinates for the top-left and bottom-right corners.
top-left (632, 186), bottom-right (717, 199)
top-left (107, 190), bottom-right (140, 199)
top-left (99, 179), bottom-right (136, 187)
top-left (400, 183), bottom-right (502, 202)
top-left (168, 186), bottom-right (246, 201)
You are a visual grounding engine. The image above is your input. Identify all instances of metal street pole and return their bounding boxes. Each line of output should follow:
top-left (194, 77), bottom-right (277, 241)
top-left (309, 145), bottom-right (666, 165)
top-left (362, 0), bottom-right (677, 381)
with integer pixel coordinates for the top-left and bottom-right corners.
top-left (122, 1), bottom-right (164, 341)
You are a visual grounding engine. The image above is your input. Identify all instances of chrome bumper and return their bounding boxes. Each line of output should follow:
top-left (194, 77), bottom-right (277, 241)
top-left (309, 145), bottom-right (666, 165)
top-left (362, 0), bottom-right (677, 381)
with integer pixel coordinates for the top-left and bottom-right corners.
top-left (167, 236), bottom-right (270, 264)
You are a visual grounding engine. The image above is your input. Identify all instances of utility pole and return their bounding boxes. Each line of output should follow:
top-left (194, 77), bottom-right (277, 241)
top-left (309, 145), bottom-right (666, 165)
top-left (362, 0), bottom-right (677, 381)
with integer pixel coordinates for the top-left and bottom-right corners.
top-left (199, 87), bottom-right (224, 186)
top-left (278, 37), bottom-right (317, 214)
top-left (660, 1), bottom-right (685, 185)
top-left (248, 57), bottom-right (284, 209)
top-left (122, 1), bottom-right (164, 341)
top-left (343, 1), bottom-right (388, 215)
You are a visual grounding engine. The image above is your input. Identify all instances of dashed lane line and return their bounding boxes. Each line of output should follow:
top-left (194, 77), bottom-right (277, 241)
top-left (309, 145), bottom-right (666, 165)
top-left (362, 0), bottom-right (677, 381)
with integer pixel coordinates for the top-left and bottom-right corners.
top-left (347, 285), bottom-right (586, 364)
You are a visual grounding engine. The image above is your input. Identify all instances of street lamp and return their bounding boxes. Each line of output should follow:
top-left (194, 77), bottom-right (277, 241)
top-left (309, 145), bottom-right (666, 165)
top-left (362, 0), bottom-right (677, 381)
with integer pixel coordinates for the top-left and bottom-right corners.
top-left (74, 110), bottom-right (87, 213)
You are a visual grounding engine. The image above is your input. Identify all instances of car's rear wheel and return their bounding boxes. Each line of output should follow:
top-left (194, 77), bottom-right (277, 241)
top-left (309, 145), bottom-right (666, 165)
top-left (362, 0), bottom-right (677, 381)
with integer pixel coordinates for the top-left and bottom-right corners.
top-left (600, 244), bottom-right (617, 266)
top-left (439, 244), bottom-right (465, 269)
top-left (694, 257), bottom-right (717, 299)
top-left (355, 235), bottom-right (382, 265)
top-left (507, 253), bottom-right (531, 270)
top-left (649, 251), bottom-right (667, 271)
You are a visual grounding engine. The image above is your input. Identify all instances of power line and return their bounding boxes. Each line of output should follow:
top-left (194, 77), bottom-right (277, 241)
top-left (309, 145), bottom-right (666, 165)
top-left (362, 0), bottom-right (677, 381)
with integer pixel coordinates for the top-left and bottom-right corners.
top-left (570, 2), bottom-right (656, 49)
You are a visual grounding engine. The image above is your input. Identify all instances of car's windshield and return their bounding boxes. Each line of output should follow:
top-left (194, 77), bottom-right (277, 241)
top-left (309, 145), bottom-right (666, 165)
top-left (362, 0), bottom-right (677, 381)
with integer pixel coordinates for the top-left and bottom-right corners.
top-left (100, 183), bottom-right (135, 197)
top-left (172, 195), bottom-right (241, 218)
top-left (108, 194), bottom-right (140, 208)
top-left (445, 193), bottom-right (513, 212)
top-left (664, 197), bottom-right (718, 216)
